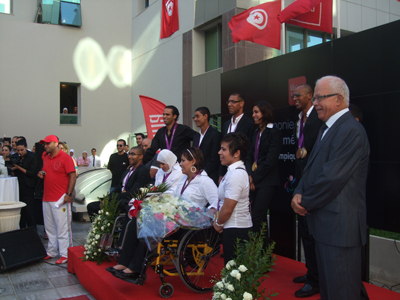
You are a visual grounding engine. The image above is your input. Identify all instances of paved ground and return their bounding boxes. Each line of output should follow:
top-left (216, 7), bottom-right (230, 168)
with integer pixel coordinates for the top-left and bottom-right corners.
top-left (0, 219), bottom-right (94, 300)
top-left (1, 218), bottom-right (399, 300)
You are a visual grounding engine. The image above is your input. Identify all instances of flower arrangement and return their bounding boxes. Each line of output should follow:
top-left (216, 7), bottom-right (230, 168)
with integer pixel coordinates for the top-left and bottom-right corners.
top-left (82, 193), bottom-right (120, 265)
top-left (212, 224), bottom-right (278, 300)
top-left (134, 182), bottom-right (170, 200)
top-left (137, 193), bottom-right (214, 250)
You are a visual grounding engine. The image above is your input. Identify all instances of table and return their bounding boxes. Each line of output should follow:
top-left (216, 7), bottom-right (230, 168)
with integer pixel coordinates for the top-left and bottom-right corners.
top-left (0, 177), bottom-right (19, 203)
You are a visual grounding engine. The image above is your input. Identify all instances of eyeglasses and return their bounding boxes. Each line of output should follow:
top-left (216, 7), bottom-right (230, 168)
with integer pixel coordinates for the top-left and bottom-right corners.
top-left (226, 100), bottom-right (241, 105)
top-left (291, 93), bottom-right (309, 99)
top-left (117, 144), bottom-right (124, 147)
top-left (311, 93), bottom-right (339, 103)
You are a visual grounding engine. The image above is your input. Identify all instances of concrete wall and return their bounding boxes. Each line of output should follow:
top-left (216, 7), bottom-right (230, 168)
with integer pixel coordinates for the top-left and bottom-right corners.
top-left (130, 0), bottom-right (196, 134)
top-left (0, 0), bottom-right (132, 164)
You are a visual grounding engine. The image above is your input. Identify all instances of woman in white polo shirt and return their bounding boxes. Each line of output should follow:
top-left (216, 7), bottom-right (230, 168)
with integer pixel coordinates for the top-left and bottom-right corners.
top-left (213, 132), bottom-right (252, 264)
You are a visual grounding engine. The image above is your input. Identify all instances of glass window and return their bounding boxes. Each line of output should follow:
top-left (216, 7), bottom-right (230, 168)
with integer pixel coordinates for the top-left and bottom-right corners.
top-left (287, 27), bottom-right (304, 53)
top-left (307, 30), bottom-right (323, 48)
top-left (40, 0), bottom-right (81, 27)
top-left (0, 0), bottom-right (11, 14)
top-left (60, 83), bottom-right (80, 125)
top-left (205, 25), bottom-right (222, 72)
top-left (60, 1), bottom-right (81, 26)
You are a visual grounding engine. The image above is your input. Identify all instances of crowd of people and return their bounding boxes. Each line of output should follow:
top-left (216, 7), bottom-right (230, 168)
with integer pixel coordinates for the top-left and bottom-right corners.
top-left (0, 75), bottom-right (369, 299)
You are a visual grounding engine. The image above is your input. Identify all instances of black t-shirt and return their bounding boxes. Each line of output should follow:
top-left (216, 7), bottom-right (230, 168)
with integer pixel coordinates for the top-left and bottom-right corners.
top-left (107, 152), bottom-right (129, 187)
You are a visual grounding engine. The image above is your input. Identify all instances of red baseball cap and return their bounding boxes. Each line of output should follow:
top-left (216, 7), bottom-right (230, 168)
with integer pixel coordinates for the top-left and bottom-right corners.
top-left (39, 135), bottom-right (59, 144)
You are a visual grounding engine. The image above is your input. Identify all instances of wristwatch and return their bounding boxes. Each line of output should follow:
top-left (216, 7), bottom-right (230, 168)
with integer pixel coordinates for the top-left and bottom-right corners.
top-left (66, 193), bottom-right (72, 197)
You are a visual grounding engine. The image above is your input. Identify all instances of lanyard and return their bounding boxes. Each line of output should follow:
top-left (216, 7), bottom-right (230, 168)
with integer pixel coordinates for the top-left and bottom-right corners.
top-left (180, 171), bottom-right (201, 195)
top-left (165, 123), bottom-right (178, 150)
top-left (254, 128), bottom-right (262, 163)
top-left (162, 172), bottom-right (171, 183)
top-left (298, 114), bottom-right (305, 148)
top-left (122, 164), bottom-right (141, 191)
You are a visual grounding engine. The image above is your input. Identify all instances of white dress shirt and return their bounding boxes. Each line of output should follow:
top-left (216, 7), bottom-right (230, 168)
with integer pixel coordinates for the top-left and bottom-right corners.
top-left (88, 155), bottom-right (101, 167)
top-left (218, 161), bottom-right (252, 229)
top-left (174, 170), bottom-right (218, 210)
top-left (322, 108), bottom-right (349, 140)
top-left (228, 113), bottom-right (244, 133)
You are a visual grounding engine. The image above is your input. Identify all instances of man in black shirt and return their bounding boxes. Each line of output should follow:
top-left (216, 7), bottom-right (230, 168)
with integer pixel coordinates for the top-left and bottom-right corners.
top-left (143, 105), bottom-right (196, 164)
top-left (13, 138), bottom-right (38, 228)
top-left (107, 139), bottom-right (129, 193)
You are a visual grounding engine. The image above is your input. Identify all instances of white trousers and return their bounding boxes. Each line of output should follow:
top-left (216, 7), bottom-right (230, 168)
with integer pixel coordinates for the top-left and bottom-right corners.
top-left (43, 195), bottom-right (73, 258)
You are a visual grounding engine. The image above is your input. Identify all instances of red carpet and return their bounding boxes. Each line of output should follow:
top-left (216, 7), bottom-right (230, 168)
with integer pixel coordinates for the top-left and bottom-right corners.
top-left (68, 246), bottom-right (400, 300)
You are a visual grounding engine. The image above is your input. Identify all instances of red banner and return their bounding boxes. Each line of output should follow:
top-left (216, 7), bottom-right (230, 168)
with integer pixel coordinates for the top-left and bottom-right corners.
top-left (278, 0), bottom-right (332, 34)
top-left (139, 95), bottom-right (166, 139)
top-left (160, 0), bottom-right (179, 39)
top-left (228, 0), bottom-right (281, 50)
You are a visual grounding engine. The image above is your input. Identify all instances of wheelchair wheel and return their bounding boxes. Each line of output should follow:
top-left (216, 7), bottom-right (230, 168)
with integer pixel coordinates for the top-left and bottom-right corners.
top-left (159, 283), bottom-right (174, 298)
top-left (177, 228), bottom-right (223, 293)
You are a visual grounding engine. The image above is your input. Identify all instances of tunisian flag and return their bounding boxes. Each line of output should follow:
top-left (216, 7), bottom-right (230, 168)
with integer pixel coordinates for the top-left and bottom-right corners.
top-left (139, 95), bottom-right (166, 139)
top-left (160, 0), bottom-right (179, 39)
top-left (278, 0), bottom-right (333, 34)
top-left (228, 0), bottom-right (281, 50)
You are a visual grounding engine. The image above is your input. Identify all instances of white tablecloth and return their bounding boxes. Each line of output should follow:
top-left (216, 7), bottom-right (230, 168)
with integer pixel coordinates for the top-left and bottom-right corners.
top-left (0, 177), bottom-right (19, 202)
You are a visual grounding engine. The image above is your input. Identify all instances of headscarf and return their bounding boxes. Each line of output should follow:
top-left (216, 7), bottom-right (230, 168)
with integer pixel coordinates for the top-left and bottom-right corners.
top-left (70, 149), bottom-right (76, 159)
top-left (63, 107), bottom-right (68, 114)
top-left (157, 149), bottom-right (177, 174)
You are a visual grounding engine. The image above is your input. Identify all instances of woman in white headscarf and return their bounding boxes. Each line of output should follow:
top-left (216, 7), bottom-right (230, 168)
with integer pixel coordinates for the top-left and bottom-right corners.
top-left (69, 149), bottom-right (77, 163)
top-left (154, 149), bottom-right (184, 194)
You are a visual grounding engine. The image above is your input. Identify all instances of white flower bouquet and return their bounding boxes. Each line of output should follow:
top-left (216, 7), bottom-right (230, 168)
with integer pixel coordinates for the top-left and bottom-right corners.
top-left (136, 193), bottom-right (214, 250)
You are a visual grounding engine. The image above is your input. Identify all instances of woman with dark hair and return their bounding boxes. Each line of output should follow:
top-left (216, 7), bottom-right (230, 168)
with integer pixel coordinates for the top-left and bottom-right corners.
top-left (175, 147), bottom-right (218, 209)
top-left (246, 101), bottom-right (282, 248)
top-left (1, 145), bottom-right (12, 175)
top-left (213, 132), bottom-right (252, 264)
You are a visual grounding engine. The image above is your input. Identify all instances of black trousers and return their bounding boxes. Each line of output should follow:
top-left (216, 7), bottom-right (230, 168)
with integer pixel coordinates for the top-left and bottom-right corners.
top-left (298, 215), bottom-right (319, 287)
top-left (20, 192), bottom-right (36, 229)
top-left (118, 216), bottom-right (147, 273)
top-left (222, 227), bottom-right (251, 265)
top-left (250, 185), bottom-right (277, 248)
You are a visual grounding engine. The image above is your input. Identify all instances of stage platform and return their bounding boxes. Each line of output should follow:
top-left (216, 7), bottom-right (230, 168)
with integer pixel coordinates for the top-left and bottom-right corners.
top-left (67, 246), bottom-right (400, 300)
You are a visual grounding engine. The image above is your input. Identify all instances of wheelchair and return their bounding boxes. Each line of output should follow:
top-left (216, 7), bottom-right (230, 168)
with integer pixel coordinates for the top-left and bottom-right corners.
top-left (105, 216), bottom-right (223, 298)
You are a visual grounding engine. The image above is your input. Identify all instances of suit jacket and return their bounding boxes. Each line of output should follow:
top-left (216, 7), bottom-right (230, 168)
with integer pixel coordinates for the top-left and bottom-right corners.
top-left (219, 115), bottom-right (254, 176)
top-left (245, 126), bottom-right (282, 188)
top-left (294, 108), bottom-right (324, 183)
top-left (15, 151), bottom-right (38, 190)
top-left (193, 126), bottom-right (221, 185)
top-left (143, 124), bottom-right (196, 164)
top-left (294, 111), bottom-right (370, 248)
top-left (114, 164), bottom-right (151, 212)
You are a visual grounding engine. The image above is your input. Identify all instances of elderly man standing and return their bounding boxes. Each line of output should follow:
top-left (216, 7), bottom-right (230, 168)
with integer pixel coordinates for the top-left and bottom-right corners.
top-left (38, 135), bottom-right (77, 264)
top-left (291, 76), bottom-right (369, 300)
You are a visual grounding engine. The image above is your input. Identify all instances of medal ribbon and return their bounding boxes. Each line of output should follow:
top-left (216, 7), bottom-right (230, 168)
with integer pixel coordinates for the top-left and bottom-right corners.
top-left (254, 128), bottom-right (262, 163)
top-left (197, 125), bottom-right (210, 148)
top-left (298, 114), bottom-right (305, 149)
top-left (122, 164), bottom-right (142, 191)
top-left (165, 123), bottom-right (178, 150)
top-left (162, 172), bottom-right (171, 183)
top-left (180, 171), bottom-right (201, 195)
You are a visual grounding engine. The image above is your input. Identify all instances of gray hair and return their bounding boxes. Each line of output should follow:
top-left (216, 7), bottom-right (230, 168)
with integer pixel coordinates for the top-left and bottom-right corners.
top-left (316, 75), bottom-right (350, 106)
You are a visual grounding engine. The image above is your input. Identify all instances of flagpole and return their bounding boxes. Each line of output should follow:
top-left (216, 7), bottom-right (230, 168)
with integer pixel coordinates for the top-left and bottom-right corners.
top-left (336, 0), bottom-right (341, 38)
top-left (281, 0), bottom-right (286, 54)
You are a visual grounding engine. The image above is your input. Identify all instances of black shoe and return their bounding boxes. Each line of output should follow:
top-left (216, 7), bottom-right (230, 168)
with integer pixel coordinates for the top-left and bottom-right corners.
top-left (106, 267), bottom-right (118, 274)
top-left (294, 283), bottom-right (320, 298)
top-left (293, 274), bottom-right (307, 283)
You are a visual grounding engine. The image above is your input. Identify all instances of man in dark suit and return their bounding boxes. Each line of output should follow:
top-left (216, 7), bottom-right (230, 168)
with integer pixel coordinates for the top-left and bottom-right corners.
top-left (292, 76), bottom-right (370, 300)
top-left (219, 93), bottom-right (254, 183)
top-left (13, 138), bottom-right (38, 228)
top-left (193, 107), bottom-right (221, 185)
top-left (292, 84), bottom-right (323, 297)
top-left (87, 146), bottom-right (151, 220)
top-left (143, 105), bottom-right (196, 164)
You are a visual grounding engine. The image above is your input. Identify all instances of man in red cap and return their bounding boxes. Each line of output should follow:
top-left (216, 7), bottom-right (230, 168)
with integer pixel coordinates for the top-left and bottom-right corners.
top-left (38, 135), bottom-right (77, 264)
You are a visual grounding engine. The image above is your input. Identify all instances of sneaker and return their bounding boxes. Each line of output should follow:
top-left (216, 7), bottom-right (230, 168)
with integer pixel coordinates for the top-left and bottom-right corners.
top-left (55, 257), bottom-right (68, 264)
top-left (43, 255), bottom-right (53, 260)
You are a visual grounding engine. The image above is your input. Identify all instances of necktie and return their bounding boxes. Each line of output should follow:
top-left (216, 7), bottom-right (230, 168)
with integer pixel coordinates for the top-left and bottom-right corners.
top-left (316, 124), bottom-right (328, 146)
top-left (93, 157), bottom-right (95, 166)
